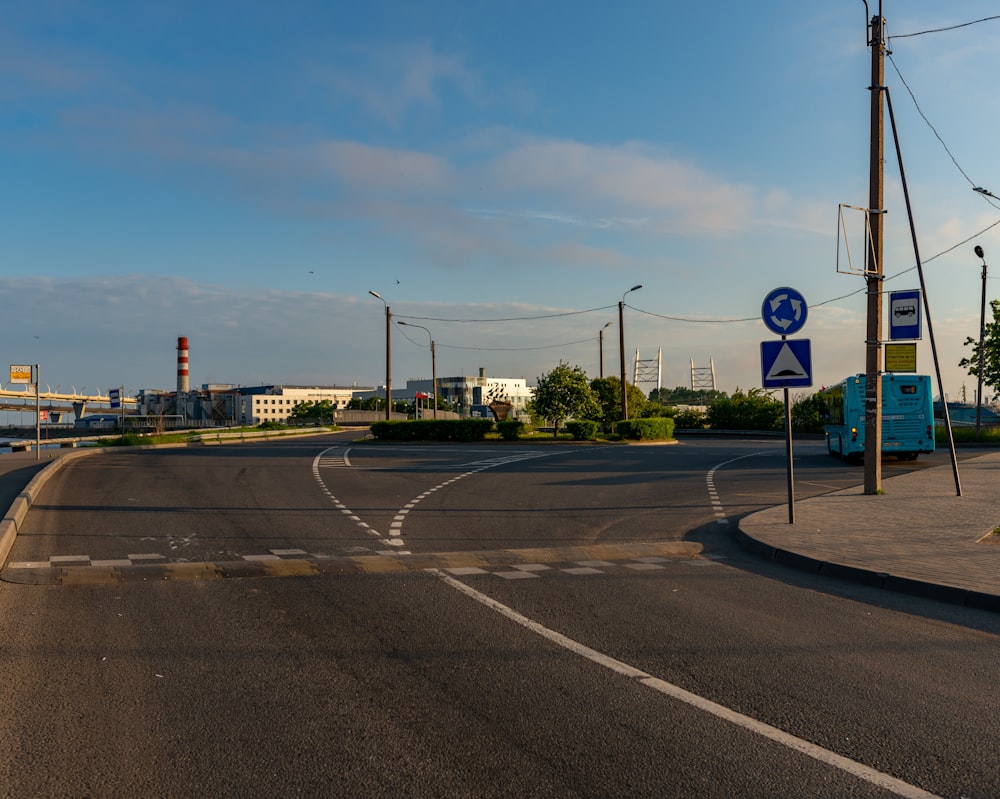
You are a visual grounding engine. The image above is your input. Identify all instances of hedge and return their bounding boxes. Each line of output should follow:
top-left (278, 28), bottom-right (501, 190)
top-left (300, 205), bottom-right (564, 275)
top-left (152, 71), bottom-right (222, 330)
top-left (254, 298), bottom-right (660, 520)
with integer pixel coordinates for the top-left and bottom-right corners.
top-left (370, 419), bottom-right (495, 442)
top-left (565, 420), bottom-right (600, 440)
top-left (615, 417), bottom-right (675, 441)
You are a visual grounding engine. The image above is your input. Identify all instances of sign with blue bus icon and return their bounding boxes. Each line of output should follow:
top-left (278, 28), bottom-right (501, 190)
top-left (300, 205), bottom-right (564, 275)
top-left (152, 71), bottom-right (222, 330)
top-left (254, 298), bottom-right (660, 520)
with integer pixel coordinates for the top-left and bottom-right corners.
top-left (889, 290), bottom-right (921, 340)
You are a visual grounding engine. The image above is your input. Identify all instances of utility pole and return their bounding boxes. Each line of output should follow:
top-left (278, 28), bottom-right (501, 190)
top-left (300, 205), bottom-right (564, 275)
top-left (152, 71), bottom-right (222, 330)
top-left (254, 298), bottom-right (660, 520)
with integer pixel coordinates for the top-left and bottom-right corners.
top-left (864, 10), bottom-right (886, 495)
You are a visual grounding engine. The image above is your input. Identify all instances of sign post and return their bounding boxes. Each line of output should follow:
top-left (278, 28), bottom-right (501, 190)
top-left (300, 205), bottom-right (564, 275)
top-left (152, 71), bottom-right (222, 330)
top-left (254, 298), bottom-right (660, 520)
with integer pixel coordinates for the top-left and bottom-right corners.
top-left (761, 288), bottom-right (813, 524)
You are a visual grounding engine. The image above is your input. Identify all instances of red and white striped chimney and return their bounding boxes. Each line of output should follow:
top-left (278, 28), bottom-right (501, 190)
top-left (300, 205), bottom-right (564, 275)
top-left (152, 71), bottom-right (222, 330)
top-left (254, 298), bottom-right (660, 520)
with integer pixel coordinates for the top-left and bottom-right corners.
top-left (177, 337), bottom-right (190, 394)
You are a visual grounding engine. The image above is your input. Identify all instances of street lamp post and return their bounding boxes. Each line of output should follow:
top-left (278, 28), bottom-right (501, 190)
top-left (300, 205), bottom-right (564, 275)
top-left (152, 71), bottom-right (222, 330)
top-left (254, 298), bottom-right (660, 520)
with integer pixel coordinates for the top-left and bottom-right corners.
top-left (398, 321), bottom-right (437, 420)
top-left (975, 245), bottom-right (988, 438)
top-left (619, 285), bottom-right (643, 421)
top-left (369, 290), bottom-right (392, 420)
top-left (599, 322), bottom-right (613, 379)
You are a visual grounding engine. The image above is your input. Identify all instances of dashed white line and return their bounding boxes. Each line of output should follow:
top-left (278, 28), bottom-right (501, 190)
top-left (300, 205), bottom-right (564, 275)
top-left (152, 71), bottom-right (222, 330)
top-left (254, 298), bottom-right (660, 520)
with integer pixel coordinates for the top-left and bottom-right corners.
top-left (433, 570), bottom-right (941, 799)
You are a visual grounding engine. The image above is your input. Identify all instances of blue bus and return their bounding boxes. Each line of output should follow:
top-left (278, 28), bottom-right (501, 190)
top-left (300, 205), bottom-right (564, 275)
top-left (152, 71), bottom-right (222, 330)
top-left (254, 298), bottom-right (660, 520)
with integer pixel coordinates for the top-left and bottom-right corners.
top-left (820, 374), bottom-right (935, 461)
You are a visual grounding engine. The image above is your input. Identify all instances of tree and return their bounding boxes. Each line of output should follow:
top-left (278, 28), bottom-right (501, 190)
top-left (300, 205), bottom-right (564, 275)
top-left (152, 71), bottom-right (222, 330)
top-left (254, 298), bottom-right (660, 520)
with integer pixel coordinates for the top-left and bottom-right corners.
top-left (791, 391), bottom-right (826, 434)
top-left (706, 388), bottom-right (783, 431)
top-left (530, 361), bottom-right (601, 437)
top-left (289, 400), bottom-right (335, 422)
top-left (650, 386), bottom-right (726, 405)
top-left (590, 376), bottom-right (647, 430)
top-left (959, 298), bottom-right (1000, 398)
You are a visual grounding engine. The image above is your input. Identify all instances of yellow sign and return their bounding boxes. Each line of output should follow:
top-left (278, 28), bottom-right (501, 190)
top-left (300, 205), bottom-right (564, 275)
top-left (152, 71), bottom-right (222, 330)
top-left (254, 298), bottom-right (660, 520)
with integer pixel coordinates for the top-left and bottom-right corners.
top-left (885, 343), bottom-right (917, 372)
top-left (9, 364), bottom-right (33, 384)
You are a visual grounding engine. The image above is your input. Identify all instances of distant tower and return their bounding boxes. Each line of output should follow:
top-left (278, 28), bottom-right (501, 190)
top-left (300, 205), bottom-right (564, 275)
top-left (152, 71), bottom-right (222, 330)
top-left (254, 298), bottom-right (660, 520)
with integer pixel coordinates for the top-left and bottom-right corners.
top-left (690, 358), bottom-right (717, 392)
top-left (177, 337), bottom-right (190, 394)
top-left (632, 348), bottom-right (662, 396)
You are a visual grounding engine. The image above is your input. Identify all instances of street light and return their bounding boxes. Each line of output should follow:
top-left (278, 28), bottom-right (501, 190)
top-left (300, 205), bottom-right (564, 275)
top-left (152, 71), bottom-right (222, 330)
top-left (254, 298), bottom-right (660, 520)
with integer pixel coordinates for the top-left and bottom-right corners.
top-left (974, 245), bottom-right (988, 437)
top-left (599, 322), bottom-right (613, 379)
top-left (619, 284), bottom-right (643, 421)
top-left (369, 290), bottom-right (392, 420)
top-left (398, 321), bottom-right (437, 420)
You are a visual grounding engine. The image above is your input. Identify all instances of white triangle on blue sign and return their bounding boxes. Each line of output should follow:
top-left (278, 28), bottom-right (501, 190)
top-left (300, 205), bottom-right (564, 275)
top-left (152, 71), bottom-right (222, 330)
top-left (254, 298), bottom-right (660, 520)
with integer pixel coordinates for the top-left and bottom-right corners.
top-left (765, 342), bottom-right (808, 380)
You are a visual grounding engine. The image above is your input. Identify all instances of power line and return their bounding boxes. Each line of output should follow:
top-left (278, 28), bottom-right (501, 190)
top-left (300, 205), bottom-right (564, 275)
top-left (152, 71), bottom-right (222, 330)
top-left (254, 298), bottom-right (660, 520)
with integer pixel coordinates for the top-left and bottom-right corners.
top-left (397, 305), bottom-right (615, 324)
top-left (890, 15), bottom-right (1000, 41)
top-left (887, 53), bottom-right (978, 189)
top-left (436, 336), bottom-right (597, 353)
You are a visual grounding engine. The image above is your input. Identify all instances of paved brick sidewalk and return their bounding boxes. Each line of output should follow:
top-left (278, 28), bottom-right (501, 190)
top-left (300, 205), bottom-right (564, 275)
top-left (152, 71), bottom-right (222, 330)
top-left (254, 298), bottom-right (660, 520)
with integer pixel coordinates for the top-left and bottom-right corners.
top-left (738, 450), bottom-right (1000, 609)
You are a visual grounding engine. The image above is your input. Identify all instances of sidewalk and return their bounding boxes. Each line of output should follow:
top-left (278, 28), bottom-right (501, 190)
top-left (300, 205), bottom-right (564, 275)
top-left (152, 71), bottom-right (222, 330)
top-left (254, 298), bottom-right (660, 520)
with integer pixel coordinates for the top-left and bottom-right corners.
top-left (738, 450), bottom-right (1000, 611)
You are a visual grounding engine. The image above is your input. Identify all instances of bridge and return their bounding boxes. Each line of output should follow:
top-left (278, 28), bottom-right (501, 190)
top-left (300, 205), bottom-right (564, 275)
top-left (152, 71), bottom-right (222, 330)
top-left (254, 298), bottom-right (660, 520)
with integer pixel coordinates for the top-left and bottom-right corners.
top-left (0, 388), bottom-right (137, 421)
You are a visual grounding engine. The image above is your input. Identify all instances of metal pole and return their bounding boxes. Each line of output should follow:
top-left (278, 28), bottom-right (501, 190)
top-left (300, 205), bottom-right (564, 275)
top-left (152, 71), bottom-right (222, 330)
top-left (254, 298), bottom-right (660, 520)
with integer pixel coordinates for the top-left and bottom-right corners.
top-left (431, 339), bottom-right (437, 420)
top-left (618, 301), bottom-right (627, 421)
top-left (35, 364), bottom-right (40, 461)
top-left (599, 328), bottom-right (605, 379)
top-left (385, 305), bottom-right (392, 421)
top-left (884, 86), bottom-right (962, 496)
top-left (976, 249), bottom-right (987, 437)
top-left (618, 286), bottom-right (642, 421)
top-left (864, 12), bottom-right (885, 495)
top-left (368, 291), bottom-right (392, 421)
top-left (784, 385), bottom-right (795, 524)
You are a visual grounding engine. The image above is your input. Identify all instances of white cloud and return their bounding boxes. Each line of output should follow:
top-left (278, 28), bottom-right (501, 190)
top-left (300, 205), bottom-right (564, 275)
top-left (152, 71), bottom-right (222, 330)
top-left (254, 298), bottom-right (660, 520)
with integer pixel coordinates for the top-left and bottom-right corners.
top-left (319, 40), bottom-right (478, 124)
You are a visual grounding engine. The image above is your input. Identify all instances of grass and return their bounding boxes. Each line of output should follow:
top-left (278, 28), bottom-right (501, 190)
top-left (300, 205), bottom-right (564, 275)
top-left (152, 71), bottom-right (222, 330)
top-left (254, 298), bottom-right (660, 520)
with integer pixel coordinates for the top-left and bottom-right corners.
top-left (936, 425), bottom-right (1000, 445)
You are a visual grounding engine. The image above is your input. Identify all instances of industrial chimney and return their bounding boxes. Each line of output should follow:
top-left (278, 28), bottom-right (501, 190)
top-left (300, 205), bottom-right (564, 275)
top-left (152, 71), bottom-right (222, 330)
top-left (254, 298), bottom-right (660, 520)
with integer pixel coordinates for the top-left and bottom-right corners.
top-left (177, 337), bottom-right (190, 394)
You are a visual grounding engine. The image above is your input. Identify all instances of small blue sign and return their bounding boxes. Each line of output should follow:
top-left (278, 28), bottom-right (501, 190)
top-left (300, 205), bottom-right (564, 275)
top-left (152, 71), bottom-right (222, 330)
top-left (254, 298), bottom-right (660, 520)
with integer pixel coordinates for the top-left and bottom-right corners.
top-left (761, 287), bottom-right (808, 336)
top-left (109, 388), bottom-right (121, 409)
top-left (761, 339), bottom-right (812, 389)
top-left (889, 289), bottom-right (921, 340)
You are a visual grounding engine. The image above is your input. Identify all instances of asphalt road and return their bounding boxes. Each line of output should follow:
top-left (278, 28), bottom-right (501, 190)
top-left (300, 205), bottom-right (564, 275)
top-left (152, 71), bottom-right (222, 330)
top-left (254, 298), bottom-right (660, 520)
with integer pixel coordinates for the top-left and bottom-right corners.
top-left (1, 434), bottom-right (998, 797)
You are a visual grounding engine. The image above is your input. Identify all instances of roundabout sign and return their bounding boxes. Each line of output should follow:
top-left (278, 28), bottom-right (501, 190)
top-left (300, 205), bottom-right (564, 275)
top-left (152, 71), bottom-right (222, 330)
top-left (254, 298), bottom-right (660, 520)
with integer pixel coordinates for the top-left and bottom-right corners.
top-left (761, 286), bottom-right (808, 336)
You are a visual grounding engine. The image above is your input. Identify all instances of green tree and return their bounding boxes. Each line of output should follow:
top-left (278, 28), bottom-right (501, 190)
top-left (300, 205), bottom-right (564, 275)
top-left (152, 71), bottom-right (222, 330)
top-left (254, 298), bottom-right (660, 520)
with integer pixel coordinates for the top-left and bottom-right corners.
top-left (530, 361), bottom-right (601, 437)
top-left (791, 391), bottom-right (826, 434)
top-left (706, 388), bottom-right (783, 431)
top-left (959, 298), bottom-right (1000, 396)
top-left (650, 386), bottom-right (727, 405)
top-left (590, 376), bottom-right (647, 430)
top-left (289, 400), bottom-right (335, 422)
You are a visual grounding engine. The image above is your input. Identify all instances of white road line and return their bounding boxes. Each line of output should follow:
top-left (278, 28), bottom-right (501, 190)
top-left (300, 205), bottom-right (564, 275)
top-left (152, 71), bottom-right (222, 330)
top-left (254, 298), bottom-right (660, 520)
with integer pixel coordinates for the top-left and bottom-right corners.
top-left (705, 450), bottom-right (774, 525)
top-left (433, 570), bottom-right (941, 799)
top-left (311, 445), bottom-right (568, 551)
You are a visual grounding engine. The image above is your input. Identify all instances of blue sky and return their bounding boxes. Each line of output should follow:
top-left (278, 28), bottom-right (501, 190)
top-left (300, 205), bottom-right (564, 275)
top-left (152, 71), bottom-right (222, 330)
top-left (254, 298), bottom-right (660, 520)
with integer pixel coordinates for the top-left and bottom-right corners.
top-left (3, 2), bottom-right (1000, 403)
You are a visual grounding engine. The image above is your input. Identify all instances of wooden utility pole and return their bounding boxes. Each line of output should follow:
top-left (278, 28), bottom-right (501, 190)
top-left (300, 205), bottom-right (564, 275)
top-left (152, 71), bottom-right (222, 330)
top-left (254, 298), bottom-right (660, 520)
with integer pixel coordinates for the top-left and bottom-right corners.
top-left (864, 12), bottom-right (885, 495)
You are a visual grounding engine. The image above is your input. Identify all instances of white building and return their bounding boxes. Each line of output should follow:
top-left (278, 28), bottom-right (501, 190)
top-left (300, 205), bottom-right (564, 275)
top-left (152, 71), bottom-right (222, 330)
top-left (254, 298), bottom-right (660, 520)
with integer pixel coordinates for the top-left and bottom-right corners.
top-left (237, 385), bottom-right (369, 425)
top-left (358, 369), bottom-right (534, 420)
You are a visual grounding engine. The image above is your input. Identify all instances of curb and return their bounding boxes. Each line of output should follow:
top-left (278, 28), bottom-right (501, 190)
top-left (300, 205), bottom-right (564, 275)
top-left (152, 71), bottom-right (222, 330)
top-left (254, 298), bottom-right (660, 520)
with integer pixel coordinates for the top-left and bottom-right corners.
top-left (0, 448), bottom-right (105, 567)
top-left (735, 525), bottom-right (1000, 613)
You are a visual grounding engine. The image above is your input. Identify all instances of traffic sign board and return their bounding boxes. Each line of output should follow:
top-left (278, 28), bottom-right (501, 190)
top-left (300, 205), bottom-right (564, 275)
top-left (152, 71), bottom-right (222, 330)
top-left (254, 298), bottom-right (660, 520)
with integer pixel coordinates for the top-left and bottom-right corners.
top-left (761, 339), bottom-right (812, 388)
top-left (889, 289), bottom-right (921, 340)
top-left (761, 287), bottom-right (808, 336)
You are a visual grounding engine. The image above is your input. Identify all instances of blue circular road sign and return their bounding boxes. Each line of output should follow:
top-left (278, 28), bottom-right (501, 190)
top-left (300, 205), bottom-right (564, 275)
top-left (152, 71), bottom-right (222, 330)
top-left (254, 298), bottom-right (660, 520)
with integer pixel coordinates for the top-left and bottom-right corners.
top-left (761, 287), bottom-right (808, 336)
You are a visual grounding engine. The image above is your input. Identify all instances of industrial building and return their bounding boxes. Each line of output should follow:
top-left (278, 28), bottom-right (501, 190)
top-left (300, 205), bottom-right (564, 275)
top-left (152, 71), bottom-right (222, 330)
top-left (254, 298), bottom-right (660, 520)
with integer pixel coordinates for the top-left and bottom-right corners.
top-left (358, 369), bottom-right (534, 421)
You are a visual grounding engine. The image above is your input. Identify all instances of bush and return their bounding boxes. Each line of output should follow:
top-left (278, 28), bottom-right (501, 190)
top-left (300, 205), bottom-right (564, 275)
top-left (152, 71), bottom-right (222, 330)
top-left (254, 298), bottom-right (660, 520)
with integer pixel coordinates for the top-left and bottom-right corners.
top-left (615, 417), bottom-right (675, 440)
top-left (370, 419), bottom-right (495, 442)
top-left (791, 391), bottom-right (826, 434)
top-left (565, 420), bottom-right (600, 440)
top-left (672, 408), bottom-right (706, 429)
top-left (497, 420), bottom-right (524, 440)
top-left (706, 388), bottom-right (783, 431)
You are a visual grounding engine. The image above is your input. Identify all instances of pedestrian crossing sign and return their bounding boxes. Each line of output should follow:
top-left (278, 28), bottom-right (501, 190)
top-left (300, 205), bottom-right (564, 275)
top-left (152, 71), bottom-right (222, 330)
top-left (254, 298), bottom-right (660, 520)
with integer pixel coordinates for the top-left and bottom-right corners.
top-left (760, 339), bottom-right (812, 388)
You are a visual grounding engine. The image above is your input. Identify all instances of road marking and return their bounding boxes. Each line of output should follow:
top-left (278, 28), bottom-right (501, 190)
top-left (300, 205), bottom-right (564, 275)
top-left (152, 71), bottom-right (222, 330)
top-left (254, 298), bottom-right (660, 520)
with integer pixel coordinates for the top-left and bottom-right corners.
top-left (3, 542), bottom-right (703, 584)
top-left (311, 445), bottom-right (569, 553)
top-left (705, 450), bottom-right (775, 525)
top-left (434, 570), bottom-right (941, 799)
